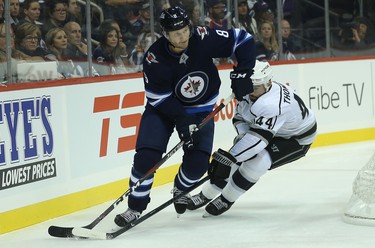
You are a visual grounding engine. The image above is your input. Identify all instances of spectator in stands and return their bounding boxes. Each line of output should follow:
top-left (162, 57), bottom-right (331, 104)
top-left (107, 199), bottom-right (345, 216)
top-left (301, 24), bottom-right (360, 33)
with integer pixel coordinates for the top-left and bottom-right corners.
top-left (93, 21), bottom-right (133, 75)
top-left (100, 0), bottom-right (142, 18)
top-left (42, 0), bottom-right (68, 37)
top-left (189, 0), bottom-right (203, 26)
top-left (17, 0), bottom-right (42, 27)
top-left (98, 0), bottom-right (141, 34)
top-left (44, 27), bottom-right (80, 78)
top-left (205, 0), bottom-right (228, 30)
top-left (234, 0), bottom-right (259, 41)
top-left (138, 3), bottom-right (152, 29)
top-left (64, 21), bottom-right (87, 59)
top-left (1, 21), bottom-right (18, 83)
top-left (121, 6), bottom-right (144, 56)
top-left (155, 0), bottom-right (171, 13)
top-left (15, 22), bottom-right (49, 59)
top-left (10, 0), bottom-right (21, 28)
top-left (255, 20), bottom-right (279, 61)
top-left (129, 30), bottom-right (161, 72)
top-left (253, 0), bottom-right (275, 27)
top-left (280, 19), bottom-right (297, 60)
top-left (66, 0), bottom-right (82, 25)
top-left (99, 19), bottom-right (133, 65)
top-left (171, 0), bottom-right (202, 26)
top-left (0, 22), bottom-right (43, 83)
top-left (64, 21), bottom-right (100, 76)
top-left (337, 16), bottom-right (375, 49)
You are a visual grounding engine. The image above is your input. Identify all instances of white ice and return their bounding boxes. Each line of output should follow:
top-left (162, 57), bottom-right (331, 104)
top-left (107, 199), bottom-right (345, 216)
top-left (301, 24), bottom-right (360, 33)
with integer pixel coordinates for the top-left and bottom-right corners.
top-left (1, 140), bottom-right (375, 248)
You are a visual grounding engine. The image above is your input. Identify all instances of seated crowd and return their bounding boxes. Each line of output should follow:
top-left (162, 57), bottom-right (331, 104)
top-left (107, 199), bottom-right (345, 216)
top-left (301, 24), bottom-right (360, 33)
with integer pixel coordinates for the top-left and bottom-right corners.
top-left (1, 0), bottom-right (375, 83)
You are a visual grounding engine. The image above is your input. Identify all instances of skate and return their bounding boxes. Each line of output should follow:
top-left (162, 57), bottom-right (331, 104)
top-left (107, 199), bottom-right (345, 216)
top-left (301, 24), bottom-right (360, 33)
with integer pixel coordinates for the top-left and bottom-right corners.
top-left (114, 208), bottom-right (141, 227)
top-left (187, 192), bottom-right (210, 210)
top-left (171, 186), bottom-right (190, 215)
top-left (203, 195), bottom-right (233, 217)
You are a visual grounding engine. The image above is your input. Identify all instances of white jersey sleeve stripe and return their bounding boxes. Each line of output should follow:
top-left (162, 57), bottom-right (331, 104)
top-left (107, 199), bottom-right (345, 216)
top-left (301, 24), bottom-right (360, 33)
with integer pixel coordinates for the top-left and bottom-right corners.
top-left (145, 90), bottom-right (173, 107)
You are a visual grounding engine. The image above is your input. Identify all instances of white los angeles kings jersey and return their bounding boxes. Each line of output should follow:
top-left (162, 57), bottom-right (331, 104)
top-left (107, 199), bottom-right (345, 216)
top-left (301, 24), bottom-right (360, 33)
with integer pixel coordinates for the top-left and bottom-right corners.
top-left (230, 82), bottom-right (317, 162)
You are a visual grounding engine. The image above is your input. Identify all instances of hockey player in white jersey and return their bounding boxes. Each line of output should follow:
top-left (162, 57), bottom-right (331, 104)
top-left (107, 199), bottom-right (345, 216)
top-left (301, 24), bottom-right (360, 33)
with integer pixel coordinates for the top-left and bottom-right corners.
top-left (187, 60), bottom-right (317, 216)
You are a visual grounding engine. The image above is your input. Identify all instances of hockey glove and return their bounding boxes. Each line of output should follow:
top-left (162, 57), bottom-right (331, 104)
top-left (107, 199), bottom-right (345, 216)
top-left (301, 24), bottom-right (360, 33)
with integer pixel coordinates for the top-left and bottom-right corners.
top-left (230, 67), bottom-right (254, 101)
top-left (176, 116), bottom-right (199, 150)
top-left (208, 149), bottom-right (237, 181)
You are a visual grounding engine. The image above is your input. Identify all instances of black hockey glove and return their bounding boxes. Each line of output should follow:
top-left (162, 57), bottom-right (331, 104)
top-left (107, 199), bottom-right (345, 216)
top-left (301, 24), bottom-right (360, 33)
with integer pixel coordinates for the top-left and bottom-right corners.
top-left (230, 67), bottom-right (254, 101)
top-left (176, 116), bottom-right (199, 150)
top-left (208, 149), bottom-right (237, 182)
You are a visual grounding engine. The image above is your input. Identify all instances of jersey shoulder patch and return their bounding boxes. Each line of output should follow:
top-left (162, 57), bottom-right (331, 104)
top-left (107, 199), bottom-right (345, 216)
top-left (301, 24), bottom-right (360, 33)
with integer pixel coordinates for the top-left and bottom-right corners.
top-left (194, 26), bottom-right (209, 40)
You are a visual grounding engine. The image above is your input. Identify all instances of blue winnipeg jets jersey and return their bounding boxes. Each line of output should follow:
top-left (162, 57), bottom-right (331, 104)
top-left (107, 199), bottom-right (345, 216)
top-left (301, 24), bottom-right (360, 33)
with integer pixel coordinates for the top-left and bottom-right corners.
top-left (142, 26), bottom-right (255, 117)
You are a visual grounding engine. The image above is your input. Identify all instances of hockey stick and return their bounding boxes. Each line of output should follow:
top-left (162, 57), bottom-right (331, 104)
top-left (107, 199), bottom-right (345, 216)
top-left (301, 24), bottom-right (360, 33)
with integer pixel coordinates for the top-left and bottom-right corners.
top-left (72, 175), bottom-right (210, 240)
top-left (48, 93), bottom-right (234, 239)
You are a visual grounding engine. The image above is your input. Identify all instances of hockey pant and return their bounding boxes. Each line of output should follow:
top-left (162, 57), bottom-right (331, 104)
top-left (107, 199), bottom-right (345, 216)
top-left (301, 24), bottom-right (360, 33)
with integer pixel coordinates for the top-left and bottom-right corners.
top-left (128, 106), bottom-right (214, 212)
top-left (202, 137), bottom-right (311, 202)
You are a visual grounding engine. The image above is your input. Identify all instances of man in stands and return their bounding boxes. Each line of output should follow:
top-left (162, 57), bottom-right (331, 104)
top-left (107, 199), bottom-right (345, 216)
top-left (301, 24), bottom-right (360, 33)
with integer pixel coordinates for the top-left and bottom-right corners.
top-left (204, 0), bottom-right (228, 30)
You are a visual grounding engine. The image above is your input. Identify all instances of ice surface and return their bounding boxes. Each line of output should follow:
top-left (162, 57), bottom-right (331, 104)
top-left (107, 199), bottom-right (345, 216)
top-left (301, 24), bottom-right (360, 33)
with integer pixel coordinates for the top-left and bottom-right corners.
top-left (1, 141), bottom-right (375, 248)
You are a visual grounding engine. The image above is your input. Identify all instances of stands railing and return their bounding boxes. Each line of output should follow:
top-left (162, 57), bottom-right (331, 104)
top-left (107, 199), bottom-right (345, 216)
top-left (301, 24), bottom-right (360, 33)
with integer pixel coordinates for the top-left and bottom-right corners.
top-left (1, 0), bottom-right (374, 84)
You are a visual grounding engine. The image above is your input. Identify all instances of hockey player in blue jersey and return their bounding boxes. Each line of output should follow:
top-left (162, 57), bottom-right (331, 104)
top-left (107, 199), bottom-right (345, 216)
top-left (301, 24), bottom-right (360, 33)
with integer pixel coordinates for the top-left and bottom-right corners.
top-left (186, 60), bottom-right (317, 216)
top-left (114, 6), bottom-right (256, 227)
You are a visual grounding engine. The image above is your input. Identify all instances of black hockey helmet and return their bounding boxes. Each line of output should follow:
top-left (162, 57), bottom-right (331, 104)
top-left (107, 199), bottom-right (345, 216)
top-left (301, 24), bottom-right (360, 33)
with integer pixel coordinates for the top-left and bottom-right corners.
top-left (159, 6), bottom-right (191, 34)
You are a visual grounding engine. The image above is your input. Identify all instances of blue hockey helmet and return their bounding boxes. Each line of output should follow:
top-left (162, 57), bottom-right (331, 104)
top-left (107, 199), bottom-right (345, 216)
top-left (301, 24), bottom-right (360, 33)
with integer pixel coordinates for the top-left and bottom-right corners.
top-left (159, 6), bottom-right (191, 34)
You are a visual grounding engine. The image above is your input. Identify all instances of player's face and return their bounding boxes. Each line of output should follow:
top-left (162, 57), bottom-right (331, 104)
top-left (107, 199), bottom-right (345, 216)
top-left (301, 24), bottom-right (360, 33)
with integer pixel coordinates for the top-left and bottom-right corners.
top-left (168, 25), bottom-right (190, 52)
top-left (249, 84), bottom-right (266, 101)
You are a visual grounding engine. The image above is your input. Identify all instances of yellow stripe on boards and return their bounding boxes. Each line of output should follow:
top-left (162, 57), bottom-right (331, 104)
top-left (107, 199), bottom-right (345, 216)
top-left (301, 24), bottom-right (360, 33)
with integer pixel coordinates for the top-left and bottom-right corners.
top-left (0, 165), bottom-right (179, 234)
top-left (312, 127), bottom-right (375, 148)
top-left (1, 128), bottom-right (374, 234)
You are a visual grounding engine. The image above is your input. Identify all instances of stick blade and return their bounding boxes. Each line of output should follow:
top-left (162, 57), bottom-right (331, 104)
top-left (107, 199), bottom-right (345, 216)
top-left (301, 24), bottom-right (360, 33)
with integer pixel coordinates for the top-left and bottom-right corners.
top-left (48, 225), bottom-right (74, 238)
top-left (72, 227), bottom-right (107, 240)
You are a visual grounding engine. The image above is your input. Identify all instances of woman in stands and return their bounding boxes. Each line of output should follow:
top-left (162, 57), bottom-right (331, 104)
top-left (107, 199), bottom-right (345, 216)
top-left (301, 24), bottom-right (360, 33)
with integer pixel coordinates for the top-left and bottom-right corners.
top-left (17, 0), bottom-right (43, 27)
top-left (93, 20), bottom-right (131, 75)
top-left (255, 20), bottom-right (279, 61)
top-left (0, 22), bottom-right (44, 83)
top-left (44, 27), bottom-right (80, 78)
top-left (42, 0), bottom-right (68, 37)
top-left (14, 22), bottom-right (49, 59)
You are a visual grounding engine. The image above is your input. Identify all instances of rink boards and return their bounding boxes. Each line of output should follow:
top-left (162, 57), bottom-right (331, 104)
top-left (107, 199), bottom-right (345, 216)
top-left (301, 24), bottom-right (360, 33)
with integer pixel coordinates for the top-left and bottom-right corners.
top-left (0, 57), bottom-right (374, 233)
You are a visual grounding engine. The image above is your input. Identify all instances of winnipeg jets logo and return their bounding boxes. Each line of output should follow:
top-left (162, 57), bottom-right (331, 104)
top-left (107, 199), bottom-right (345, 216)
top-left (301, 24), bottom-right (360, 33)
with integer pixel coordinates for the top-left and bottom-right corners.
top-left (184, 77), bottom-right (201, 95)
top-left (175, 71), bottom-right (209, 103)
top-left (145, 52), bottom-right (158, 64)
top-left (195, 26), bottom-right (208, 40)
